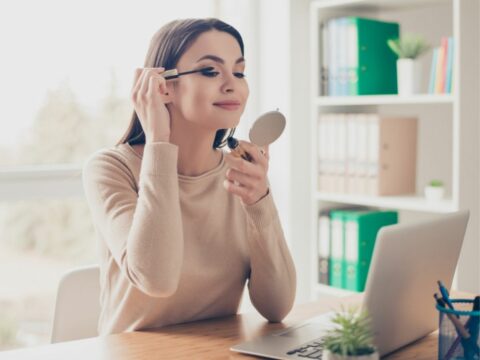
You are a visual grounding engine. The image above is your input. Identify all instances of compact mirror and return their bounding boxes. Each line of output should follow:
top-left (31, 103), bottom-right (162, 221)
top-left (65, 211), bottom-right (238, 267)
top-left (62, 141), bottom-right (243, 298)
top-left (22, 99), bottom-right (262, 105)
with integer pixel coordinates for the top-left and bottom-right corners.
top-left (248, 110), bottom-right (286, 146)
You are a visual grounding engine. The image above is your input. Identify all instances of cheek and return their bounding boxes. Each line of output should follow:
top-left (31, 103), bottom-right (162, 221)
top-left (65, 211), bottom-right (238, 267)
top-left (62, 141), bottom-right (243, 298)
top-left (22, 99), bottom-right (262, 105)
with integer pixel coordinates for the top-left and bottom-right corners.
top-left (239, 81), bottom-right (249, 112)
top-left (177, 83), bottom-right (213, 118)
top-left (241, 81), bottom-right (249, 102)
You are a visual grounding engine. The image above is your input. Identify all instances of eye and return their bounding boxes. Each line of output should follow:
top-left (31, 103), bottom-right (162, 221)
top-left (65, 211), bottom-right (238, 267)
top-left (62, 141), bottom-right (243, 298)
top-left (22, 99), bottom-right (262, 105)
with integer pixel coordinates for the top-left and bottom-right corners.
top-left (201, 69), bottom-right (220, 77)
top-left (201, 70), bottom-right (247, 79)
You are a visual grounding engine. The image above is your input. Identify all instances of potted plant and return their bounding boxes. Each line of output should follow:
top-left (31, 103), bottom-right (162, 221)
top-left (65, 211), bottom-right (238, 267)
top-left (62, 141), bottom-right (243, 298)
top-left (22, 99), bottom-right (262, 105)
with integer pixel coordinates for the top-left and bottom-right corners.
top-left (322, 307), bottom-right (378, 360)
top-left (387, 33), bottom-right (430, 95)
top-left (424, 179), bottom-right (445, 200)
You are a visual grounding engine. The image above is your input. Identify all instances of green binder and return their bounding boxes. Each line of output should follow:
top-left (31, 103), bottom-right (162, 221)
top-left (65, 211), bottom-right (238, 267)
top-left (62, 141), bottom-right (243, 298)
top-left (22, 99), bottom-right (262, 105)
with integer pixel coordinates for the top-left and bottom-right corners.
top-left (343, 210), bottom-right (398, 292)
top-left (345, 17), bottom-right (399, 95)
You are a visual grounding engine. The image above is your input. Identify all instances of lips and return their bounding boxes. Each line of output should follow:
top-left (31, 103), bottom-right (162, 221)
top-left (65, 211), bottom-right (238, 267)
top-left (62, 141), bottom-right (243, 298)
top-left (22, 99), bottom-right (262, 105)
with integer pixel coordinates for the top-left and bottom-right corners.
top-left (213, 101), bottom-right (241, 106)
top-left (213, 100), bottom-right (241, 111)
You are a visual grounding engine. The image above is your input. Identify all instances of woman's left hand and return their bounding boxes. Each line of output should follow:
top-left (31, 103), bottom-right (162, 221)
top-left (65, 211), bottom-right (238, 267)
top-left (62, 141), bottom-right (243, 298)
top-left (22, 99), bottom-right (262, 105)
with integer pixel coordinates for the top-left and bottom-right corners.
top-left (223, 140), bottom-right (270, 206)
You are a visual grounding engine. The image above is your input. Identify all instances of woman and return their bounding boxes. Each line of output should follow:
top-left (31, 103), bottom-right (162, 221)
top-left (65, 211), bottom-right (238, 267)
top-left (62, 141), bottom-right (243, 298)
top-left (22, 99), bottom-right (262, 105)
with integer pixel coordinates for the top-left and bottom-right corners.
top-left (83, 17), bottom-right (296, 336)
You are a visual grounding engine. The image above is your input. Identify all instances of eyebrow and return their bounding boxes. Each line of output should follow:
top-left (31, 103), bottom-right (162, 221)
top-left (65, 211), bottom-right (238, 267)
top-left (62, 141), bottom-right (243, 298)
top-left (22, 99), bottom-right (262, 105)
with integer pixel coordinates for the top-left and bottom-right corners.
top-left (196, 54), bottom-right (245, 64)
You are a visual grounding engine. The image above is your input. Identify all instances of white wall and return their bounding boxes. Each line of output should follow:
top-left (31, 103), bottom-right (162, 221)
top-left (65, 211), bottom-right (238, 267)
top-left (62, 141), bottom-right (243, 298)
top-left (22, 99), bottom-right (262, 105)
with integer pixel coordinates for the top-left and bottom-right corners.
top-left (249, 0), bottom-right (313, 304)
top-left (218, 0), bottom-right (317, 308)
top-left (287, 0), bottom-right (312, 303)
top-left (217, 0), bottom-right (291, 244)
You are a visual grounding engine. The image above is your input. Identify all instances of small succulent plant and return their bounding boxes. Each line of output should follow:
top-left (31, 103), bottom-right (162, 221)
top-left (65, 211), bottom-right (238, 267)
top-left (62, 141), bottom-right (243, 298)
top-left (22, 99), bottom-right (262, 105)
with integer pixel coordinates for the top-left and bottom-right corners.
top-left (429, 179), bottom-right (444, 187)
top-left (322, 307), bottom-right (376, 356)
top-left (387, 33), bottom-right (430, 59)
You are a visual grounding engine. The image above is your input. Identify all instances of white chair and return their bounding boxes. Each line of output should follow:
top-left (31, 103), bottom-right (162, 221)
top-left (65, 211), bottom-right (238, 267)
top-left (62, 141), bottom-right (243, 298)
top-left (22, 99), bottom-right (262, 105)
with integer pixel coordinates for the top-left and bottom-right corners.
top-left (51, 265), bottom-right (101, 343)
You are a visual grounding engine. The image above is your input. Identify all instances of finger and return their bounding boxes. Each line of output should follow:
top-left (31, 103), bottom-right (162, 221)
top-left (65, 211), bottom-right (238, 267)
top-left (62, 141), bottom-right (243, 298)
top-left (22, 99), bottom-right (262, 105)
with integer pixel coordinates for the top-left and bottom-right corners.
top-left (224, 153), bottom-right (263, 179)
top-left (146, 76), bottom-right (157, 95)
top-left (145, 66), bottom-right (172, 88)
top-left (223, 179), bottom-right (249, 198)
top-left (144, 67), bottom-right (167, 73)
top-left (140, 69), bottom-right (155, 98)
top-left (226, 167), bottom-right (256, 188)
top-left (133, 68), bottom-right (142, 89)
top-left (140, 68), bottom-right (166, 99)
top-left (132, 68), bottom-right (150, 100)
top-left (238, 140), bottom-right (267, 167)
top-left (259, 147), bottom-right (266, 157)
top-left (147, 75), bottom-right (168, 95)
top-left (131, 68), bottom-right (145, 101)
top-left (261, 145), bottom-right (270, 160)
top-left (135, 67), bottom-right (164, 89)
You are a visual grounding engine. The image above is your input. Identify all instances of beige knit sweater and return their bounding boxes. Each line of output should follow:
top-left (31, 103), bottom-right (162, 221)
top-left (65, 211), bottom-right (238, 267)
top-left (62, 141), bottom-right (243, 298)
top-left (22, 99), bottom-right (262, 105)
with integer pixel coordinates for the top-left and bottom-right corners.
top-left (82, 141), bottom-right (296, 335)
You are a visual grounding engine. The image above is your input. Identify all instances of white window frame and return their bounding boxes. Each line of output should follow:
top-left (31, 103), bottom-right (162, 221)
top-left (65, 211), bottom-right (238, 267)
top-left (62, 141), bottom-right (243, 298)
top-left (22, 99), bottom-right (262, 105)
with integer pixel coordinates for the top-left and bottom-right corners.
top-left (0, 164), bottom-right (84, 201)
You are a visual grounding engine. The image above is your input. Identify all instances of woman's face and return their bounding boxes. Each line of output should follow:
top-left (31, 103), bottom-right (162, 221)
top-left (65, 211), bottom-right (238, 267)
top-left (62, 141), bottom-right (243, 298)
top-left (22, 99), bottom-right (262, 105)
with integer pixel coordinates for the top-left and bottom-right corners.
top-left (169, 30), bottom-right (249, 131)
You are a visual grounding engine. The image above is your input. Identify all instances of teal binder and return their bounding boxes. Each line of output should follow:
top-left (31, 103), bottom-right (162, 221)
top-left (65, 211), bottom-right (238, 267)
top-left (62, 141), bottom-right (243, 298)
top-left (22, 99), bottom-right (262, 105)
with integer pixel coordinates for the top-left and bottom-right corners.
top-left (343, 210), bottom-right (398, 292)
top-left (345, 17), bottom-right (400, 95)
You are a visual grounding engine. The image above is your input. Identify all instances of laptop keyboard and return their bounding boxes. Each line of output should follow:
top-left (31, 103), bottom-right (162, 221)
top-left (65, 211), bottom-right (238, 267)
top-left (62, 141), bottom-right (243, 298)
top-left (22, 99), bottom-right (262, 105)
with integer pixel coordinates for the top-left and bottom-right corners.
top-left (286, 339), bottom-right (324, 358)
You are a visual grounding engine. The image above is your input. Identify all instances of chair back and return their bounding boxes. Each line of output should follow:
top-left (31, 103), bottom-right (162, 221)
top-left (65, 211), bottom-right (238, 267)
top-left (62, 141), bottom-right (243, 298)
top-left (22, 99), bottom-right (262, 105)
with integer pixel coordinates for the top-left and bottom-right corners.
top-left (51, 265), bottom-right (100, 343)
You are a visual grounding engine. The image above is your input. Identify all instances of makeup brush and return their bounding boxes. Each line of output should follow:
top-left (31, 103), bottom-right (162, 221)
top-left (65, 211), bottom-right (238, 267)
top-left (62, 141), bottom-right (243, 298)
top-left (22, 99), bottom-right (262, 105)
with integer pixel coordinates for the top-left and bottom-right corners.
top-left (162, 66), bottom-right (215, 80)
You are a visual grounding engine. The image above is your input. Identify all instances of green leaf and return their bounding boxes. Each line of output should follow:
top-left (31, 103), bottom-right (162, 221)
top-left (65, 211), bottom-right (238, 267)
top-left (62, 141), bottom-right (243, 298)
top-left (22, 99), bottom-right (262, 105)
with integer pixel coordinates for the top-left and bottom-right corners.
top-left (429, 179), bottom-right (443, 187)
top-left (387, 33), bottom-right (430, 59)
top-left (322, 307), bottom-right (376, 356)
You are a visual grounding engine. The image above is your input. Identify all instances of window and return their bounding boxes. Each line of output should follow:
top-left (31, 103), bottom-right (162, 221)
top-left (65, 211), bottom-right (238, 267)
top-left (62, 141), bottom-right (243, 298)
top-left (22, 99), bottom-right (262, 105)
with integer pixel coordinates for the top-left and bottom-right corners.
top-left (0, 0), bottom-right (266, 350)
top-left (0, 0), bottom-right (219, 167)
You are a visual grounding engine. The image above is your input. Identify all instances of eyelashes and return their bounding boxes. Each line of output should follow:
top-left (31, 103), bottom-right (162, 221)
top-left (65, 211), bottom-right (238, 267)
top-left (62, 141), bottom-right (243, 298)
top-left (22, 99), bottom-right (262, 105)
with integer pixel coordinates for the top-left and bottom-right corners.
top-left (199, 68), bottom-right (246, 79)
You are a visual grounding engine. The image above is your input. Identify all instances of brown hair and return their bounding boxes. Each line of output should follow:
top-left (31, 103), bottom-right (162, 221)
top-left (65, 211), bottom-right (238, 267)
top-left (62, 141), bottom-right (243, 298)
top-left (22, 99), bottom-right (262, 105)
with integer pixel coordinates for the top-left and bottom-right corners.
top-left (117, 18), bottom-right (244, 148)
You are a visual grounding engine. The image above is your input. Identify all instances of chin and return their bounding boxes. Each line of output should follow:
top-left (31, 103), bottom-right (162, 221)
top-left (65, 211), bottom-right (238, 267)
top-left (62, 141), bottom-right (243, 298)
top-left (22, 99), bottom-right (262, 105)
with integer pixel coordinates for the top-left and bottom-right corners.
top-left (210, 115), bottom-right (240, 129)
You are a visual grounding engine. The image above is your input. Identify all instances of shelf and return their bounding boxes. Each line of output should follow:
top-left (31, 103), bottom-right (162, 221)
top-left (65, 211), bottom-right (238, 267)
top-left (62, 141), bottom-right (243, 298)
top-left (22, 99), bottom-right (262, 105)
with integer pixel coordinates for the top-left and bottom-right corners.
top-left (315, 192), bottom-right (457, 213)
top-left (315, 94), bottom-right (454, 107)
top-left (311, 0), bottom-right (450, 11)
top-left (315, 283), bottom-right (359, 298)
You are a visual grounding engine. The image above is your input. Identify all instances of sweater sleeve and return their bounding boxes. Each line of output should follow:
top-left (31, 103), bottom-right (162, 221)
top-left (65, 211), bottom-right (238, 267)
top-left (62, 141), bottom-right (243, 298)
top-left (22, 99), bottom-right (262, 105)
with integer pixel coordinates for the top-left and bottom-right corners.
top-left (242, 190), bottom-right (297, 322)
top-left (82, 142), bottom-right (184, 297)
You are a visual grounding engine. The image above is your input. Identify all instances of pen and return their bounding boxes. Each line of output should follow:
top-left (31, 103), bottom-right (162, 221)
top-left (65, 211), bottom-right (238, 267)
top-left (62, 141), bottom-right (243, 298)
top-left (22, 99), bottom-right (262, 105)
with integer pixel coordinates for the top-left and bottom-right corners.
top-left (436, 294), bottom-right (480, 359)
top-left (444, 316), bottom-right (474, 360)
top-left (468, 297), bottom-right (480, 354)
top-left (444, 312), bottom-right (480, 360)
top-left (444, 322), bottom-right (471, 360)
top-left (438, 280), bottom-right (456, 312)
top-left (434, 294), bottom-right (470, 339)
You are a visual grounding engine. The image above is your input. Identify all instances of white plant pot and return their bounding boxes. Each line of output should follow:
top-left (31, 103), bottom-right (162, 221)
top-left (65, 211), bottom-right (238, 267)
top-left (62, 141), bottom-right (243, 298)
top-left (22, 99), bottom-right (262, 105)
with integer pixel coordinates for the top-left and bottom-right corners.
top-left (424, 186), bottom-right (445, 201)
top-left (396, 58), bottom-right (421, 95)
top-left (322, 349), bottom-right (379, 360)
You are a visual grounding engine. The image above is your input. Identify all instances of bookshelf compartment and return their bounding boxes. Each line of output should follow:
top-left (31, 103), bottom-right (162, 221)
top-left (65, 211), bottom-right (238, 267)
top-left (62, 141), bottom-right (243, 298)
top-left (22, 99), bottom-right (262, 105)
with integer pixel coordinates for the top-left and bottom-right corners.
top-left (313, 0), bottom-right (453, 98)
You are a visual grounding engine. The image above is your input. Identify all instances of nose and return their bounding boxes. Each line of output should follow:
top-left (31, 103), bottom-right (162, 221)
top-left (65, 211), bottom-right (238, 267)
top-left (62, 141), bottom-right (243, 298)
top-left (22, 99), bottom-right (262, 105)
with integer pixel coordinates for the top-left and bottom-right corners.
top-left (220, 71), bottom-right (236, 94)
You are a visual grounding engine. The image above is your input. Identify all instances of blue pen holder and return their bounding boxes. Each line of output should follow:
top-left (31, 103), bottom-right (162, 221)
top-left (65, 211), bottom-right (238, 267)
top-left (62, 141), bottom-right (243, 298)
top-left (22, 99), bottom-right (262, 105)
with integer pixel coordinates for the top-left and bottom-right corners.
top-left (437, 299), bottom-right (480, 360)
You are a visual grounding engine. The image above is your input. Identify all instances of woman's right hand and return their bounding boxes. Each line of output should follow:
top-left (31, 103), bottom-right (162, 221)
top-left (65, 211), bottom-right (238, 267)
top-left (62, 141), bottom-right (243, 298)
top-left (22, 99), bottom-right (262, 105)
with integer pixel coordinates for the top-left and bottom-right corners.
top-left (131, 67), bottom-right (172, 143)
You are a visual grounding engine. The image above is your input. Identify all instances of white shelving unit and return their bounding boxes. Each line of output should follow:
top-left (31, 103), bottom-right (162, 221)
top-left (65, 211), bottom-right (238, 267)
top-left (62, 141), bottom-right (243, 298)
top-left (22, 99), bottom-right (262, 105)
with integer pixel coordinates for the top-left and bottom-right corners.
top-left (316, 94), bottom-right (454, 106)
top-left (316, 192), bottom-right (456, 213)
top-left (305, 0), bottom-right (479, 299)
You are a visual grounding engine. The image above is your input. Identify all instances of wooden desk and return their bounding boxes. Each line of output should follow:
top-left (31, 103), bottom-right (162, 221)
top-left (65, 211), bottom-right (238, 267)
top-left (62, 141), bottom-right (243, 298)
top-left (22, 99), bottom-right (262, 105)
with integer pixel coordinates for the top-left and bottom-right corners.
top-left (0, 294), bottom-right (442, 360)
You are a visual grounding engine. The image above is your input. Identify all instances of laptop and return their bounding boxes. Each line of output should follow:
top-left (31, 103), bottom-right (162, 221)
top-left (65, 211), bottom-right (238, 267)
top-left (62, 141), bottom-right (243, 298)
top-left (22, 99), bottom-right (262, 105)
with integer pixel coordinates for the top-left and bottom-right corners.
top-left (231, 210), bottom-right (470, 359)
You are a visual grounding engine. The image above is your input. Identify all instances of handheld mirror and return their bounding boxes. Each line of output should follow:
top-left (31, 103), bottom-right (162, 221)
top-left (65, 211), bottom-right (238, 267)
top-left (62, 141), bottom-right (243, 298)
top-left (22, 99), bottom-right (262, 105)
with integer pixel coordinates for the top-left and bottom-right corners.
top-left (248, 110), bottom-right (286, 146)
